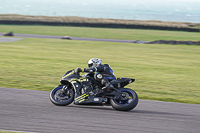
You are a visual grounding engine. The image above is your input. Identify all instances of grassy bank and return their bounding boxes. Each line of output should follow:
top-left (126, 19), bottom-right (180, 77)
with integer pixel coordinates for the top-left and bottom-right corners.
top-left (1, 25), bottom-right (200, 41)
top-left (1, 14), bottom-right (200, 29)
top-left (0, 38), bottom-right (200, 104)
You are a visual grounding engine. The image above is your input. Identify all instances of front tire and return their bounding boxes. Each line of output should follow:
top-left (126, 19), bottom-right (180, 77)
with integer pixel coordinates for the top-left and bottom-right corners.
top-left (50, 85), bottom-right (75, 106)
top-left (110, 88), bottom-right (138, 111)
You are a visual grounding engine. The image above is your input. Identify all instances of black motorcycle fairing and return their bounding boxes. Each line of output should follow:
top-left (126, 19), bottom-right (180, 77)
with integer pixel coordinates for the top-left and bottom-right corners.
top-left (111, 78), bottom-right (135, 89)
top-left (74, 94), bottom-right (105, 105)
top-left (50, 68), bottom-right (138, 111)
top-left (61, 71), bottom-right (81, 82)
top-left (60, 70), bottom-right (85, 93)
top-left (58, 70), bottom-right (135, 105)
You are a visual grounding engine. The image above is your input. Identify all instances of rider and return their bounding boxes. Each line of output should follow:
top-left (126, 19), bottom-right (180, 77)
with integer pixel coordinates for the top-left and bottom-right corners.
top-left (76, 58), bottom-right (116, 91)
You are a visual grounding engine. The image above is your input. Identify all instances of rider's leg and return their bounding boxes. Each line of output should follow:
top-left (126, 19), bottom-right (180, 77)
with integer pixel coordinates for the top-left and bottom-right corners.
top-left (94, 73), bottom-right (114, 91)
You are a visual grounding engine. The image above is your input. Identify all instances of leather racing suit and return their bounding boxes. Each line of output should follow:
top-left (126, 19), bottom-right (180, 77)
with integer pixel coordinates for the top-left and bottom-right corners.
top-left (81, 64), bottom-right (116, 90)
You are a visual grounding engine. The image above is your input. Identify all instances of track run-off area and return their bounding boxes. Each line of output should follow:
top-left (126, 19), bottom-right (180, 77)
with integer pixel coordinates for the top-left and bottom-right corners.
top-left (0, 87), bottom-right (200, 133)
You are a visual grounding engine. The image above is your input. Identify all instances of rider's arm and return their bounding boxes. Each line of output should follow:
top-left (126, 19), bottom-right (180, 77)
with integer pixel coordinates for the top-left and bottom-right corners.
top-left (84, 65), bottom-right (104, 72)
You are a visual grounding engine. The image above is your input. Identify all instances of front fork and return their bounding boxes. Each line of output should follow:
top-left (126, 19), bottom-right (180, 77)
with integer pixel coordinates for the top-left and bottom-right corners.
top-left (61, 84), bottom-right (70, 94)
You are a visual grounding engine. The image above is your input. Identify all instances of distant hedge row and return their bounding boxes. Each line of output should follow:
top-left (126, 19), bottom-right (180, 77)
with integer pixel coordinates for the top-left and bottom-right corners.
top-left (147, 40), bottom-right (200, 45)
top-left (0, 20), bottom-right (199, 32)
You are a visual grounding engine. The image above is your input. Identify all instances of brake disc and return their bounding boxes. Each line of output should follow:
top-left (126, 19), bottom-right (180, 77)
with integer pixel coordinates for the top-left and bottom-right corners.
top-left (55, 90), bottom-right (69, 100)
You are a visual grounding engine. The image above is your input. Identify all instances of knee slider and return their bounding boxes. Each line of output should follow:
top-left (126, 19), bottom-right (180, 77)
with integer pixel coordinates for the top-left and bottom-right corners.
top-left (94, 73), bottom-right (103, 80)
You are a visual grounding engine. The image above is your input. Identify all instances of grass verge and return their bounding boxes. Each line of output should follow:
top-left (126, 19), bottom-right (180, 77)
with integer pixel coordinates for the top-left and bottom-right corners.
top-left (0, 131), bottom-right (23, 133)
top-left (0, 38), bottom-right (200, 104)
top-left (1, 24), bottom-right (200, 41)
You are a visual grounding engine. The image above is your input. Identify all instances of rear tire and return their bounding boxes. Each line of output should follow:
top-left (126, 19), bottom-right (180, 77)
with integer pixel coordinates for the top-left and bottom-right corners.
top-left (50, 85), bottom-right (74, 106)
top-left (110, 88), bottom-right (138, 111)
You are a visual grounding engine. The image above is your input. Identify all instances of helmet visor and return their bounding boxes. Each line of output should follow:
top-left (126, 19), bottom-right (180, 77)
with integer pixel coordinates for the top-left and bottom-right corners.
top-left (88, 63), bottom-right (93, 68)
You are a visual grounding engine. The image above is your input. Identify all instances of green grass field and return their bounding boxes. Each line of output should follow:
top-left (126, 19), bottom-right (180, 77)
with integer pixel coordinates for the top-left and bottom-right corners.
top-left (1, 25), bottom-right (200, 41)
top-left (0, 131), bottom-right (23, 133)
top-left (0, 37), bottom-right (200, 104)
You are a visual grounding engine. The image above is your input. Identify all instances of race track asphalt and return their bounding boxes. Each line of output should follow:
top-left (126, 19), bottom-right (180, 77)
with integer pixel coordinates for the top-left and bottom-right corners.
top-left (0, 87), bottom-right (200, 133)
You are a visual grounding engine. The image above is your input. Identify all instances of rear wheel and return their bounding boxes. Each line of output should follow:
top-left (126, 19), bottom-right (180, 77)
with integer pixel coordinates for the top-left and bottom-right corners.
top-left (50, 85), bottom-right (74, 106)
top-left (110, 88), bottom-right (138, 111)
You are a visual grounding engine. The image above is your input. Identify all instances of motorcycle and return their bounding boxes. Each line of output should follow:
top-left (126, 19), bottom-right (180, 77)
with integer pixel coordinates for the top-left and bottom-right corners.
top-left (3, 31), bottom-right (14, 36)
top-left (61, 35), bottom-right (72, 40)
top-left (50, 68), bottom-right (138, 111)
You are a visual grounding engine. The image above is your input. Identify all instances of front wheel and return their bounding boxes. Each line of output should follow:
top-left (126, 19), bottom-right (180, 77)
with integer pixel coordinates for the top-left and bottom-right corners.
top-left (110, 88), bottom-right (138, 111)
top-left (50, 85), bottom-right (75, 106)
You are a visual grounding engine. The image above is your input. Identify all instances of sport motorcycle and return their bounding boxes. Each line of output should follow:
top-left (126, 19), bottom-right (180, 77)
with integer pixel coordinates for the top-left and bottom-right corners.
top-left (50, 68), bottom-right (138, 111)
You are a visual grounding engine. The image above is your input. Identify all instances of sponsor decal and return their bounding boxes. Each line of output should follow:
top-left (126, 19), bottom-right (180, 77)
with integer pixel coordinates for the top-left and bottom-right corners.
top-left (75, 94), bottom-right (89, 103)
top-left (94, 98), bottom-right (99, 101)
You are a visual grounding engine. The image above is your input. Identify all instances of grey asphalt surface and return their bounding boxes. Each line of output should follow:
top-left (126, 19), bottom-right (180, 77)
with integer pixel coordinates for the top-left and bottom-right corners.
top-left (0, 33), bottom-right (150, 43)
top-left (0, 37), bottom-right (23, 42)
top-left (0, 87), bottom-right (200, 133)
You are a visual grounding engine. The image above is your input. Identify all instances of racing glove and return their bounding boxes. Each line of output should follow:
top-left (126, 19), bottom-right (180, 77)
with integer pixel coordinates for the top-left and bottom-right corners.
top-left (74, 67), bottom-right (84, 74)
top-left (83, 68), bottom-right (94, 73)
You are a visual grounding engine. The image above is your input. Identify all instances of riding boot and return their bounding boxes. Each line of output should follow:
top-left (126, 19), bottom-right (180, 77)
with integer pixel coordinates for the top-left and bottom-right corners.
top-left (100, 77), bottom-right (114, 91)
top-left (102, 83), bottom-right (114, 92)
